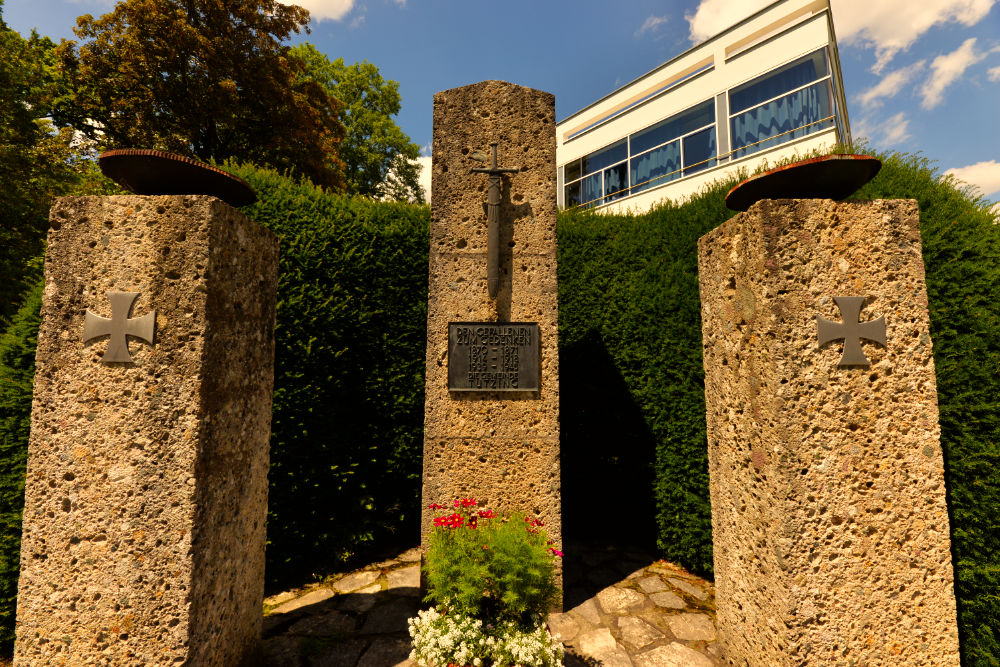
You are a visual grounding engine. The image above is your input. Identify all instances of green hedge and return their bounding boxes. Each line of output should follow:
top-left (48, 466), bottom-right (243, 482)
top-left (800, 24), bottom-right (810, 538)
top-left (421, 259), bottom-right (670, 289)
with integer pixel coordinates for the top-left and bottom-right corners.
top-left (557, 150), bottom-right (1000, 663)
top-left (851, 152), bottom-right (1000, 665)
top-left (227, 163), bottom-right (430, 590)
top-left (0, 280), bottom-right (43, 653)
top-left (0, 152), bottom-right (996, 662)
top-left (557, 180), bottom-right (736, 570)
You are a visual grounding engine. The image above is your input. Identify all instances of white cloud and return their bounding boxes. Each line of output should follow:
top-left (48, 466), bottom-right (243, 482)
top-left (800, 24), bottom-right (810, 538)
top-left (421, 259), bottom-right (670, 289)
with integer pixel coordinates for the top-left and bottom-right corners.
top-left (882, 112), bottom-right (912, 144)
top-left (856, 60), bottom-right (926, 108)
top-left (853, 112), bottom-right (912, 146)
top-left (831, 0), bottom-right (997, 73)
top-left (686, 0), bottom-right (770, 44)
top-left (945, 159), bottom-right (1000, 196)
top-left (921, 37), bottom-right (986, 108)
top-left (989, 65), bottom-right (1000, 81)
top-left (280, 0), bottom-right (355, 22)
top-left (635, 15), bottom-right (670, 38)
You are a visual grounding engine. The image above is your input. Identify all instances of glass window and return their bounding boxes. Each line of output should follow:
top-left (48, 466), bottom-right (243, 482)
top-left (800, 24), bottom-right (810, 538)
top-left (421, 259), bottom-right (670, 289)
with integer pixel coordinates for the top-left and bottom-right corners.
top-left (604, 163), bottom-right (628, 201)
top-left (581, 140), bottom-right (626, 177)
top-left (564, 181), bottom-right (581, 208)
top-left (729, 49), bottom-right (828, 113)
top-left (683, 127), bottom-right (717, 175)
top-left (630, 140), bottom-right (680, 193)
top-left (580, 172), bottom-right (603, 207)
top-left (564, 159), bottom-right (581, 183)
top-left (631, 100), bottom-right (714, 155)
top-left (730, 80), bottom-right (833, 158)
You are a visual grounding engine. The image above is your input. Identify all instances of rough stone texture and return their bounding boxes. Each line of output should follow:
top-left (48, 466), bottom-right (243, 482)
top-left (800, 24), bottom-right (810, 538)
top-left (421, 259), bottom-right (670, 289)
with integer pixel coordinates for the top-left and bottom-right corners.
top-left (617, 617), bottom-right (663, 649)
top-left (421, 81), bottom-right (561, 580)
top-left (597, 586), bottom-right (645, 614)
top-left (634, 643), bottom-right (715, 667)
top-left (698, 199), bottom-right (960, 665)
top-left (15, 195), bottom-right (278, 665)
top-left (333, 571), bottom-right (379, 593)
top-left (272, 588), bottom-right (335, 615)
top-left (385, 565), bottom-right (420, 590)
top-left (665, 613), bottom-right (716, 641)
top-left (649, 591), bottom-right (686, 610)
top-left (637, 576), bottom-right (668, 594)
top-left (667, 577), bottom-right (707, 601)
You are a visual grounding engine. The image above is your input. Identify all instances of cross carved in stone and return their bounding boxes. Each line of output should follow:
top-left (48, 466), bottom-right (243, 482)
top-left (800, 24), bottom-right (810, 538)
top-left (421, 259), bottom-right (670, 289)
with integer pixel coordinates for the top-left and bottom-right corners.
top-left (83, 292), bottom-right (156, 363)
top-left (471, 142), bottom-right (520, 300)
top-left (816, 296), bottom-right (886, 367)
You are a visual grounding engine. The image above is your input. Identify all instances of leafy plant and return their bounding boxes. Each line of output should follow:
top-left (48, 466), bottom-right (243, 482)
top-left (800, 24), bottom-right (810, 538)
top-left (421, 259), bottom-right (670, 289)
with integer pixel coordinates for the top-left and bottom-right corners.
top-left (423, 499), bottom-right (561, 627)
top-left (408, 606), bottom-right (564, 667)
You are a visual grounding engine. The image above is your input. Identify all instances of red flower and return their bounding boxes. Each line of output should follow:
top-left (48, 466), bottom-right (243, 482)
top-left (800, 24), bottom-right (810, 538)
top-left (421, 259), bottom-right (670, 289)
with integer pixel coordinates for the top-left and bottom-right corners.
top-left (549, 547), bottom-right (564, 558)
top-left (433, 513), bottom-right (465, 529)
top-left (478, 510), bottom-right (496, 519)
top-left (427, 503), bottom-right (444, 510)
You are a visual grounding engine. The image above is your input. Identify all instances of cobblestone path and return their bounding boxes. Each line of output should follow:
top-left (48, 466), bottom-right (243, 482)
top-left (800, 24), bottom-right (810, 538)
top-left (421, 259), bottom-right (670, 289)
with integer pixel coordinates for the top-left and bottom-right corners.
top-left (261, 544), bottom-right (725, 666)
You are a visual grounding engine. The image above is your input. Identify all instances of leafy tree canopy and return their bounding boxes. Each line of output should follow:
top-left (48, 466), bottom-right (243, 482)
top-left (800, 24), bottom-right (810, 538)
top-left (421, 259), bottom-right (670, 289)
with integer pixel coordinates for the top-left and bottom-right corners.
top-left (55, 0), bottom-right (346, 190)
top-left (292, 43), bottom-right (423, 202)
top-left (0, 3), bottom-right (83, 324)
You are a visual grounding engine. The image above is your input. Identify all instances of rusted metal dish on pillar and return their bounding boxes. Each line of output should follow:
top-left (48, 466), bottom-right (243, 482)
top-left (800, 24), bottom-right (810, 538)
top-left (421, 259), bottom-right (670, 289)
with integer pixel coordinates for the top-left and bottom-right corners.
top-left (724, 153), bottom-right (881, 212)
top-left (98, 148), bottom-right (257, 207)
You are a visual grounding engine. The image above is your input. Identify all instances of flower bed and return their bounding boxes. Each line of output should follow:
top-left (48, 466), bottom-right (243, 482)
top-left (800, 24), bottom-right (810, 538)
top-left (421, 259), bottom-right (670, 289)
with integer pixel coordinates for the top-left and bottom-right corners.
top-left (409, 499), bottom-right (564, 667)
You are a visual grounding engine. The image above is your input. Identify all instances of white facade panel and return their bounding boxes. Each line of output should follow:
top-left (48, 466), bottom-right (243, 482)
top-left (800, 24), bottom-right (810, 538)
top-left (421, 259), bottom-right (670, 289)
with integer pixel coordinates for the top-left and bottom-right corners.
top-left (556, 0), bottom-right (850, 214)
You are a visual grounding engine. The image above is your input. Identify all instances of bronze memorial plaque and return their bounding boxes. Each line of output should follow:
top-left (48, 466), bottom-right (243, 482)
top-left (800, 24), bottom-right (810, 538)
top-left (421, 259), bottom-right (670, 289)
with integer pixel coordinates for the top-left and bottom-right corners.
top-left (448, 322), bottom-right (540, 391)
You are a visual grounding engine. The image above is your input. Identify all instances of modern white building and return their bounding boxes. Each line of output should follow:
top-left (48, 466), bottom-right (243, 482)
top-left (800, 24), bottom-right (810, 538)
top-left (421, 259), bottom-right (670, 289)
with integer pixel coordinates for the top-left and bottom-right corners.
top-left (556, 0), bottom-right (851, 213)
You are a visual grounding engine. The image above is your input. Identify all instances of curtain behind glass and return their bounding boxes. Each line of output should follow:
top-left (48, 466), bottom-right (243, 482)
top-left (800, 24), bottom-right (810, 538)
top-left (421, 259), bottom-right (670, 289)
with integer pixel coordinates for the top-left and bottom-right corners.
top-left (630, 140), bottom-right (681, 194)
top-left (580, 172), bottom-right (603, 207)
top-left (729, 49), bottom-right (828, 113)
top-left (730, 81), bottom-right (832, 158)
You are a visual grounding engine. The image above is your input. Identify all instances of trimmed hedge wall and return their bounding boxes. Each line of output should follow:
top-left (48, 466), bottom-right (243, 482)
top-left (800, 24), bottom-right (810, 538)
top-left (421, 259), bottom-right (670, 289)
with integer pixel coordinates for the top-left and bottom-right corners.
top-left (558, 150), bottom-right (1000, 663)
top-left (226, 163), bottom-right (431, 590)
top-left (0, 152), bottom-right (996, 662)
top-left (0, 280), bottom-right (43, 653)
top-left (557, 179), bottom-right (736, 569)
top-left (852, 152), bottom-right (1000, 665)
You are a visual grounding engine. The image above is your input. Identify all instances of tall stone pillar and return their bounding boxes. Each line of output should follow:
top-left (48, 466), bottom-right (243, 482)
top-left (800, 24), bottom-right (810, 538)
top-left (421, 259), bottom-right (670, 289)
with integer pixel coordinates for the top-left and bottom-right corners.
top-left (15, 195), bottom-right (278, 665)
top-left (421, 81), bottom-right (561, 566)
top-left (698, 198), bottom-right (960, 665)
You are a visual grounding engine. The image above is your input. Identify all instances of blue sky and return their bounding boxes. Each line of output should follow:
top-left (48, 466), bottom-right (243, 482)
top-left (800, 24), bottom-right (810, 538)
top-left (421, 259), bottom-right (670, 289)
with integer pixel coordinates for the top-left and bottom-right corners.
top-left (5, 0), bottom-right (1000, 204)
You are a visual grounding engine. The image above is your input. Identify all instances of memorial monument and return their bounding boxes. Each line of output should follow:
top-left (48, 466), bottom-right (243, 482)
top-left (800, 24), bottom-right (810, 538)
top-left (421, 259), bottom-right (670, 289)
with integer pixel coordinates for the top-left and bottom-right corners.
top-left (15, 160), bottom-right (278, 665)
top-left (698, 158), bottom-right (960, 664)
top-left (420, 81), bottom-right (561, 580)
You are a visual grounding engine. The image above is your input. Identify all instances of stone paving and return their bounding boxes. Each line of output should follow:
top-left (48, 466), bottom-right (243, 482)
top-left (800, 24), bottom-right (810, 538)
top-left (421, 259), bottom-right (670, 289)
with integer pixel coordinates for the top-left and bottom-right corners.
top-left (261, 544), bottom-right (725, 666)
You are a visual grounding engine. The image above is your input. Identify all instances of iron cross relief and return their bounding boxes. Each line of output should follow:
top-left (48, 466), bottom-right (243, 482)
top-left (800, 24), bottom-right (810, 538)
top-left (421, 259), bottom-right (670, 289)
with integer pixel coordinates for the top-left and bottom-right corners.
top-left (83, 292), bottom-right (156, 363)
top-left (816, 296), bottom-right (886, 367)
top-left (471, 142), bottom-right (520, 300)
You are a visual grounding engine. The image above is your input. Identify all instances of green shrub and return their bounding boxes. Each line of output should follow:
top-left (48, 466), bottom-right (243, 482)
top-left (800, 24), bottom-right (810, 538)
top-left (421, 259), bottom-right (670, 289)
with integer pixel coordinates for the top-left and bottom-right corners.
top-left (423, 500), bottom-right (561, 626)
top-left (226, 163), bottom-right (430, 589)
top-left (557, 148), bottom-right (1000, 663)
top-left (850, 150), bottom-right (1000, 665)
top-left (0, 279), bottom-right (43, 654)
top-left (557, 180), bottom-right (738, 573)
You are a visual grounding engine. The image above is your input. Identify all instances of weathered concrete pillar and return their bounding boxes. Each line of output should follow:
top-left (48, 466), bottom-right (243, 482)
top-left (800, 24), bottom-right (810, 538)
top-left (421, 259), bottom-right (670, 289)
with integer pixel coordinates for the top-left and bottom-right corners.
top-left (15, 195), bottom-right (278, 665)
top-left (698, 199), bottom-right (960, 665)
top-left (421, 81), bottom-right (561, 566)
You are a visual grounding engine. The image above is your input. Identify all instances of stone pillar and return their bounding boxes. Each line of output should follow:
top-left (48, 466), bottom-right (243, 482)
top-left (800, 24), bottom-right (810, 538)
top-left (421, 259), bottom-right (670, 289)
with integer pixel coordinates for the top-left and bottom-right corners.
top-left (15, 195), bottom-right (278, 665)
top-left (421, 81), bottom-right (561, 563)
top-left (698, 199), bottom-right (960, 665)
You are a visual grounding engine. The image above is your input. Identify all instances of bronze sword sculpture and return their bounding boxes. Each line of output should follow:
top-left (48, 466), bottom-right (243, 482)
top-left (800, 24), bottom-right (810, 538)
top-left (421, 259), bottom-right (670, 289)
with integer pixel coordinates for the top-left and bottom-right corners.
top-left (471, 142), bottom-right (520, 299)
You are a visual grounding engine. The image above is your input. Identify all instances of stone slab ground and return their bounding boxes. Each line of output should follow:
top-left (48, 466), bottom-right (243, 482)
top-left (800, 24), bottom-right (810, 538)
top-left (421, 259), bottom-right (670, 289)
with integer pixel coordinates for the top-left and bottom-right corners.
top-left (261, 545), bottom-right (723, 666)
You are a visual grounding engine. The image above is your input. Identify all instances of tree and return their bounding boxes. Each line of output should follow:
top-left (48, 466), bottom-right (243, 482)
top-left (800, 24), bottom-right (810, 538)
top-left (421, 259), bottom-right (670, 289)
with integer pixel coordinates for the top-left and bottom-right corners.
top-left (0, 2), bottom-right (81, 325)
top-left (55, 0), bottom-right (346, 190)
top-left (292, 43), bottom-right (423, 202)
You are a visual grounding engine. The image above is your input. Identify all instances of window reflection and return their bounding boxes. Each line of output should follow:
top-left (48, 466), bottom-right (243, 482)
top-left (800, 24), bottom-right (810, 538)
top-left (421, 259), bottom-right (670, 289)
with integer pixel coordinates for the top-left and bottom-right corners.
top-left (560, 47), bottom-right (837, 208)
